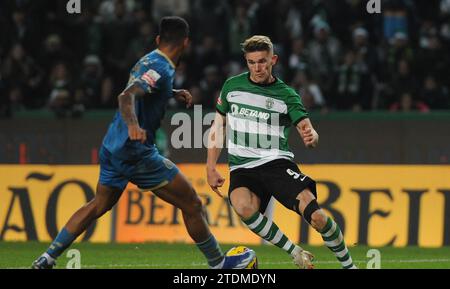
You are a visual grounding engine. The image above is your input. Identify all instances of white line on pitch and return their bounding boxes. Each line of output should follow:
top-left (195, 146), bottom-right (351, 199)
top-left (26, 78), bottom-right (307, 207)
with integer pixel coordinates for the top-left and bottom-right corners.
top-left (5, 258), bottom-right (450, 269)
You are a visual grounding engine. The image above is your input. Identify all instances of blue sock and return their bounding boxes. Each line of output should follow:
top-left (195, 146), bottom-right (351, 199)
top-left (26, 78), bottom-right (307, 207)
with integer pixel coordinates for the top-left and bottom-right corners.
top-left (46, 228), bottom-right (76, 259)
top-left (196, 235), bottom-right (224, 267)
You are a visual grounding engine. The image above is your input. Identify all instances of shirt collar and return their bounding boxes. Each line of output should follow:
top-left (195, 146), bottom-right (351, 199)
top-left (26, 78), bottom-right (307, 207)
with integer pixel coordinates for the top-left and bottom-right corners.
top-left (155, 49), bottom-right (176, 69)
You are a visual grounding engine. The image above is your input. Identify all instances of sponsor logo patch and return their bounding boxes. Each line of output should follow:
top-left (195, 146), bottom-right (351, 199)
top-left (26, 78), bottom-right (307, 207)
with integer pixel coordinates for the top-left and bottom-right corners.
top-left (141, 69), bottom-right (161, 87)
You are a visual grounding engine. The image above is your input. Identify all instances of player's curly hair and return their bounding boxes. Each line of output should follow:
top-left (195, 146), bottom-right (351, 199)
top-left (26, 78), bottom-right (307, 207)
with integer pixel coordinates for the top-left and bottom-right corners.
top-left (241, 35), bottom-right (273, 54)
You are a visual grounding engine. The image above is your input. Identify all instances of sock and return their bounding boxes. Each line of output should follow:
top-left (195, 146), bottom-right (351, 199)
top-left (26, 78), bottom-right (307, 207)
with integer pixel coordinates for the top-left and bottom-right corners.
top-left (46, 228), bottom-right (76, 259)
top-left (196, 234), bottom-right (224, 267)
top-left (42, 252), bottom-right (56, 264)
top-left (320, 217), bottom-right (355, 269)
top-left (243, 212), bottom-right (295, 254)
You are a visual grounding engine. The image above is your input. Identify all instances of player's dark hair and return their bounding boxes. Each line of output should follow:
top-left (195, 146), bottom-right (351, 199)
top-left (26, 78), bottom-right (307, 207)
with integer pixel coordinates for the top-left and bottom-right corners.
top-left (159, 16), bottom-right (189, 46)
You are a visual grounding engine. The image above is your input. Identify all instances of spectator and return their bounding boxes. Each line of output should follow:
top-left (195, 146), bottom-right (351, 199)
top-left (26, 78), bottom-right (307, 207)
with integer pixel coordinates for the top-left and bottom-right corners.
top-left (76, 55), bottom-right (114, 110)
top-left (173, 60), bottom-right (191, 90)
top-left (6, 86), bottom-right (25, 114)
top-left (307, 21), bottom-right (342, 102)
top-left (132, 7), bottom-right (150, 26)
top-left (224, 60), bottom-right (245, 79)
top-left (38, 34), bottom-right (74, 75)
top-left (2, 43), bottom-right (44, 109)
top-left (98, 0), bottom-right (135, 23)
top-left (416, 26), bottom-right (450, 85)
top-left (152, 0), bottom-right (190, 20)
top-left (390, 92), bottom-right (429, 112)
top-left (383, 0), bottom-right (410, 41)
top-left (4, 8), bottom-right (39, 57)
top-left (284, 0), bottom-right (303, 40)
top-left (420, 75), bottom-right (450, 109)
top-left (190, 0), bottom-right (230, 45)
top-left (195, 36), bottom-right (224, 76)
top-left (440, 0), bottom-right (450, 45)
top-left (47, 62), bottom-right (74, 118)
top-left (228, 4), bottom-right (252, 59)
top-left (199, 65), bottom-right (222, 109)
top-left (291, 70), bottom-right (325, 111)
top-left (389, 59), bottom-right (418, 101)
top-left (334, 50), bottom-right (365, 111)
top-left (126, 21), bottom-right (157, 65)
top-left (102, 0), bottom-right (136, 98)
top-left (352, 27), bottom-right (379, 110)
top-left (99, 77), bottom-right (116, 109)
top-left (385, 31), bottom-right (415, 79)
top-left (0, 0), bottom-right (448, 115)
top-left (287, 38), bottom-right (309, 82)
top-left (0, 80), bottom-right (10, 118)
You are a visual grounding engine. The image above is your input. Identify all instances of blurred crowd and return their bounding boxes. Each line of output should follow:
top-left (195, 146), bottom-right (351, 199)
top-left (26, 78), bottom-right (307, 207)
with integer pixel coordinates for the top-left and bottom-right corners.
top-left (1, 0), bottom-right (450, 118)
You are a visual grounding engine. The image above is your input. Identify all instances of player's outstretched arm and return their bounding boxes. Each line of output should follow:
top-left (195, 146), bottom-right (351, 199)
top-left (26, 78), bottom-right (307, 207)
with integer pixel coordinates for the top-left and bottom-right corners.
top-left (206, 112), bottom-right (227, 197)
top-left (296, 118), bottom-right (319, 148)
top-left (118, 84), bottom-right (147, 143)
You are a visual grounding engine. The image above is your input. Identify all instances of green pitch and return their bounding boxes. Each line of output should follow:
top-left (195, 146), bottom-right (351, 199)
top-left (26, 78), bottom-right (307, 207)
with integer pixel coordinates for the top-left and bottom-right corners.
top-left (1, 241), bottom-right (449, 269)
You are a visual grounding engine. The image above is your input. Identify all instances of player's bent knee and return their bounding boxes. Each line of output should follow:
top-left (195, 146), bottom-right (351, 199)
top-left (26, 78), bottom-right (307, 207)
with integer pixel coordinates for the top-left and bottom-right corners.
top-left (182, 195), bottom-right (203, 216)
top-left (232, 203), bottom-right (257, 219)
top-left (229, 192), bottom-right (258, 219)
top-left (310, 209), bottom-right (327, 231)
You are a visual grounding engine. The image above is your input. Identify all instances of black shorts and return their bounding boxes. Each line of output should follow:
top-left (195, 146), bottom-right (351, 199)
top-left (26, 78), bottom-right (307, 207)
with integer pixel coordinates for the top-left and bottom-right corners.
top-left (228, 159), bottom-right (317, 214)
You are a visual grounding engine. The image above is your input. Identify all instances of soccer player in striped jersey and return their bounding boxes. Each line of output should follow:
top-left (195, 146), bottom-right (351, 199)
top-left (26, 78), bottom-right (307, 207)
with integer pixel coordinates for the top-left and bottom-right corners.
top-left (206, 35), bottom-right (356, 269)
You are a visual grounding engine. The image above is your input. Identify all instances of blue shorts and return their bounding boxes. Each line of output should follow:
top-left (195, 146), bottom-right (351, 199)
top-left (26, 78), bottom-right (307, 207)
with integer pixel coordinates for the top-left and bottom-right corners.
top-left (99, 145), bottom-right (179, 191)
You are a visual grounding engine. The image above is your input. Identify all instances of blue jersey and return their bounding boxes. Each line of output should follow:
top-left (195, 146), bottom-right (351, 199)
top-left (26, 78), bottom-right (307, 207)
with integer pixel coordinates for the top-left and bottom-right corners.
top-left (102, 49), bottom-right (176, 159)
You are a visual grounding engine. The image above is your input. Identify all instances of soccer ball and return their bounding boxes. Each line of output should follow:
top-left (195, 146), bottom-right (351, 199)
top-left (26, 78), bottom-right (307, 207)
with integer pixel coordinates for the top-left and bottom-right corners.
top-left (226, 246), bottom-right (258, 269)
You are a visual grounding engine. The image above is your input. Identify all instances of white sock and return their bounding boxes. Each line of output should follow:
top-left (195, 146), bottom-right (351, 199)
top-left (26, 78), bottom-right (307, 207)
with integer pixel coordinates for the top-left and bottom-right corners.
top-left (43, 252), bottom-right (56, 264)
top-left (290, 245), bottom-right (302, 257)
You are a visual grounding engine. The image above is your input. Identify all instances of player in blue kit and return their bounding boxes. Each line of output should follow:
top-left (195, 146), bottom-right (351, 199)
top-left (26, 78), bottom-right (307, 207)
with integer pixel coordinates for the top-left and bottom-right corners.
top-left (32, 16), bottom-right (254, 269)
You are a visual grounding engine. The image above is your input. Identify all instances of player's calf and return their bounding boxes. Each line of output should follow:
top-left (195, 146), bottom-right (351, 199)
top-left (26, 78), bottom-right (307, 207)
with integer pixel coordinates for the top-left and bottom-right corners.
top-left (32, 186), bottom-right (121, 269)
top-left (92, 198), bottom-right (116, 218)
top-left (300, 199), bottom-right (357, 269)
top-left (232, 202), bottom-right (259, 220)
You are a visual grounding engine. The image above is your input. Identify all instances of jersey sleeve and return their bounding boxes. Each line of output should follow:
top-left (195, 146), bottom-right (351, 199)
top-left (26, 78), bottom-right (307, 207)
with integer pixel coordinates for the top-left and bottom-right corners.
top-left (216, 83), bottom-right (230, 115)
top-left (129, 62), bottom-right (165, 94)
top-left (286, 90), bottom-right (309, 125)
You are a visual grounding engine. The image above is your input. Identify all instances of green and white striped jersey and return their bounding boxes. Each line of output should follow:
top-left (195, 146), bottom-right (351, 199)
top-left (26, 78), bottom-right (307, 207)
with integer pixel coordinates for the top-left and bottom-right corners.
top-left (216, 72), bottom-right (308, 171)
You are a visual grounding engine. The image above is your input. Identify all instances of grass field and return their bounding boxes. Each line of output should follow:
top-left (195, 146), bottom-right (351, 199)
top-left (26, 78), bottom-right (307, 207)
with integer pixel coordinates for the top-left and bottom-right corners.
top-left (1, 242), bottom-right (450, 269)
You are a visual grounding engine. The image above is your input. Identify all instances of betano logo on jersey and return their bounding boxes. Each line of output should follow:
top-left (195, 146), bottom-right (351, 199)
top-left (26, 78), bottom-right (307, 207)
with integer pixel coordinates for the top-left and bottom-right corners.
top-left (230, 104), bottom-right (270, 120)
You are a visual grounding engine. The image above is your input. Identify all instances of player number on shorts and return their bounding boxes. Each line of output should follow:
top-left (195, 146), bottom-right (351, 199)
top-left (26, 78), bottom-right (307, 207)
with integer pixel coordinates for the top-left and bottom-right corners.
top-left (286, 169), bottom-right (299, 179)
top-left (286, 169), bottom-right (306, 181)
